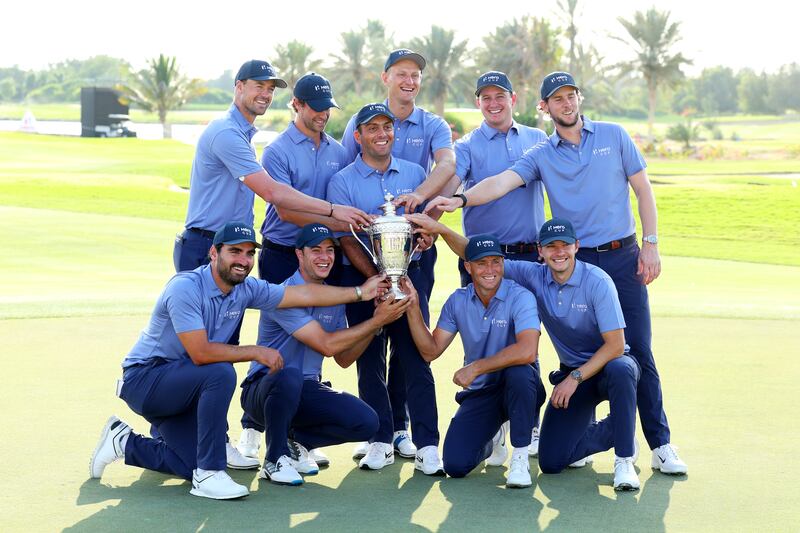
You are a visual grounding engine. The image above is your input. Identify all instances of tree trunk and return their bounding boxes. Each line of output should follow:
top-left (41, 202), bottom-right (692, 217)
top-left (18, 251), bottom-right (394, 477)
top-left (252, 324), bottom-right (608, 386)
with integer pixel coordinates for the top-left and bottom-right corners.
top-left (160, 108), bottom-right (171, 139)
top-left (647, 80), bottom-right (656, 141)
top-left (435, 94), bottom-right (445, 118)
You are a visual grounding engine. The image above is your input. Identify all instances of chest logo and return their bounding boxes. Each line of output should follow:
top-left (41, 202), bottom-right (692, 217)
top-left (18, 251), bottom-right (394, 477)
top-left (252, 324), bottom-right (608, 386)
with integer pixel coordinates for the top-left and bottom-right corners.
top-left (571, 303), bottom-right (588, 312)
top-left (592, 146), bottom-right (612, 156)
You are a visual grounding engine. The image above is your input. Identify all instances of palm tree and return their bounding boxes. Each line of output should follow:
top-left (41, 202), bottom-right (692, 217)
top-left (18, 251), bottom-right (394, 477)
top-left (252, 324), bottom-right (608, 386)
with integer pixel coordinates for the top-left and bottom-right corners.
top-left (365, 19), bottom-right (395, 95)
top-left (272, 40), bottom-right (323, 89)
top-left (330, 30), bottom-right (369, 96)
top-left (408, 26), bottom-right (471, 116)
top-left (556, 0), bottom-right (581, 73)
top-left (616, 8), bottom-right (692, 139)
top-left (117, 54), bottom-right (205, 139)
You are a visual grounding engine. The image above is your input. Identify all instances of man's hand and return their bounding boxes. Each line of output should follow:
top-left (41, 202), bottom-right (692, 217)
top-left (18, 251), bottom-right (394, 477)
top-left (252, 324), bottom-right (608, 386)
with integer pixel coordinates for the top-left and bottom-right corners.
top-left (373, 294), bottom-right (412, 326)
top-left (637, 242), bottom-right (662, 285)
top-left (398, 276), bottom-right (419, 307)
top-left (393, 192), bottom-right (427, 214)
top-left (550, 376), bottom-right (579, 409)
top-left (331, 204), bottom-right (372, 228)
top-left (423, 195), bottom-right (461, 215)
top-left (414, 232), bottom-right (435, 252)
top-left (453, 363), bottom-right (480, 388)
top-left (405, 213), bottom-right (446, 236)
top-left (254, 347), bottom-right (284, 374)
top-left (360, 273), bottom-right (389, 301)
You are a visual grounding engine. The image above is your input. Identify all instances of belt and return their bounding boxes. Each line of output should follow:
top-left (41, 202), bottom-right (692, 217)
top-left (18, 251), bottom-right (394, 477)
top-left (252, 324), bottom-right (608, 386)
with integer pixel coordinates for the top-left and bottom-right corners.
top-left (590, 234), bottom-right (636, 253)
top-left (263, 239), bottom-right (295, 254)
top-left (500, 242), bottom-right (538, 254)
top-left (187, 227), bottom-right (216, 239)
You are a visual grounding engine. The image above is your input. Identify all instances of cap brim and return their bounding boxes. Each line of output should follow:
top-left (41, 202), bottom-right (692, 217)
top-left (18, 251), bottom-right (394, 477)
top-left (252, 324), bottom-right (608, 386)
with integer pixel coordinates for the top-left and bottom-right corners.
top-left (307, 97), bottom-right (340, 112)
top-left (247, 76), bottom-right (288, 88)
top-left (357, 111), bottom-right (394, 126)
top-left (543, 83), bottom-right (578, 99)
top-left (466, 250), bottom-right (505, 262)
top-left (222, 238), bottom-right (262, 248)
top-left (297, 236), bottom-right (338, 249)
top-left (387, 53), bottom-right (426, 71)
top-left (475, 83), bottom-right (512, 97)
top-left (539, 236), bottom-right (576, 245)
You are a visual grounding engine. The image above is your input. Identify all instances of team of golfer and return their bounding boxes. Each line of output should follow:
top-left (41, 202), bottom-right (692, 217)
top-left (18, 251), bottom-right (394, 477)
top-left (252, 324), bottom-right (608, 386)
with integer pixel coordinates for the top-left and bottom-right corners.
top-left (89, 50), bottom-right (688, 500)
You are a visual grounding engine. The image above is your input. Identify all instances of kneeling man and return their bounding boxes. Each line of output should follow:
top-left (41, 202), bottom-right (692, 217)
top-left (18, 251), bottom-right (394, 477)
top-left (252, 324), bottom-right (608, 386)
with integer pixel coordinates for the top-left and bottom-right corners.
top-left (404, 235), bottom-right (540, 488)
top-left (240, 224), bottom-right (411, 485)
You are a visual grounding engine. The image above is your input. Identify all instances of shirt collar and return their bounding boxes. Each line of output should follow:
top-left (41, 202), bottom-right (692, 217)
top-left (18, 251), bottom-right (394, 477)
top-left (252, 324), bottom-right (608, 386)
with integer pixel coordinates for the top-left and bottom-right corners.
top-left (383, 99), bottom-right (421, 125)
top-left (353, 154), bottom-right (399, 178)
top-left (228, 104), bottom-right (258, 140)
top-left (287, 122), bottom-right (331, 146)
top-left (548, 115), bottom-right (592, 147)
top-left (545, 259), bottom-right (585, 288)
top-left (200, 264), bottom-right (224, 299)
top-left (479, 120), bottom-right (519, 140)
top-left (467, 277), bottom-right (511, 304)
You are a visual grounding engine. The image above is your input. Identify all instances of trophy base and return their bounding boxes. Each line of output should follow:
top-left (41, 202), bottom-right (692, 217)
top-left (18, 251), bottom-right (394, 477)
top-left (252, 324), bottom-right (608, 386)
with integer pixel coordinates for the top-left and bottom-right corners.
top-left (388, 277), bottom-right (407, 300)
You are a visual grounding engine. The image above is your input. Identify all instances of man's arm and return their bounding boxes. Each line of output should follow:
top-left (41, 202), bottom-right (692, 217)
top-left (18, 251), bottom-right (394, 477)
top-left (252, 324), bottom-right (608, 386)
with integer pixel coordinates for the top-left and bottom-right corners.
top-left (273, 206), bottom-right (351, 233)
top-left (628, 169), bottom-right (661, 285)
top-left (401, 277), bottom-right (457, 362)
top-left (339, 235), bottom-right (380, 278)
top-left (395, 147), bottom-right (457, 213)
top-left (177, 329), bottom-right (284, 371)
top-left (423, 169), bottom-right (525, 214)
top-left (278, 273), bottom-right (385, 308)
top-left (405, 213), bottom-right (468, 259)
top-left (454, 328), bottom-right (539, 388)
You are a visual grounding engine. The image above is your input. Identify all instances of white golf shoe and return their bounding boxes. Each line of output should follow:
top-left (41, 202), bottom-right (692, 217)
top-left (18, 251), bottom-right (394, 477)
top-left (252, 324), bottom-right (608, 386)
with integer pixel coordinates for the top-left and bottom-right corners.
top-left (288, 439), bottom-right (319, 475)
top-left (236, 428), bottom-right (262, 459)
top-left (259, 456), bottom-right (303, 486)
top-left (352, 441), bottom-right (369, 460)
top-left (309, 448), bottom-right (330, 467)
top-left (393, 430), bottom-right (417, 458)
top-left (651, 443), bottom-right (687, 474)
top-left (226, 442), bottom-right (260, 470)
top-left (506, 451), bottom-right (532, 488)
top-left (190, 469), bottom-right (249, 499)
top-left (527, 426), bottom-right (540, 457)
top-left (414, 445), bottom-right (444, 476)
top-left (568, 455), bottom-right (594, 468)
top-left (359, 442), bottom-right (394, 470)
top-left (613, 456), bottom-right (640, 491)
top-left (89, 416), bottom-right (132, 479)
top-left (486, 422), bottom-right (509, 467)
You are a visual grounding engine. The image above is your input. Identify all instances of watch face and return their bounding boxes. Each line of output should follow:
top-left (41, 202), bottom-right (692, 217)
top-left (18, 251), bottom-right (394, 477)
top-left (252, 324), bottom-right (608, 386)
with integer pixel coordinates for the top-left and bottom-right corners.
top-left (644, 235), bottom-right (658, 244)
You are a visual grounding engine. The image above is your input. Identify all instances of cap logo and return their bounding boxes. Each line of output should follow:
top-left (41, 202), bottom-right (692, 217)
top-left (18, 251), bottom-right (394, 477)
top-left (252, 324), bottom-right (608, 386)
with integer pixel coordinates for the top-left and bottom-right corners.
top-left (261, 65), bottom-right (267, 70)
top-left (483, 75), bottom-right (500, 82)
top-left (476, 240), bottom-right (495, 247)
top-left (312, 226), bottom-right (329, 234)
top-left (547, 224), bottom-right (566, 232)
top-left (551, 75), bottom-right (569, 83)
top-left (234, 227), bottom-right (253, 236)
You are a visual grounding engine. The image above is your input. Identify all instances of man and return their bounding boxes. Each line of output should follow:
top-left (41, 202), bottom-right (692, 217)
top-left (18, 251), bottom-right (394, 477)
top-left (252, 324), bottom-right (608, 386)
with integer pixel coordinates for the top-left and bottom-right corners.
top-left (425, 71), bottom-right (687, 475)
top-left (403, 235), bottom-right (540, 488)
top-left (407, 215), bottom-right (642, 490)
top-left (89, 222), bottom-right (385, 500)
top-left (340, 48), bottom-right (456, 459)
top-left (237, 72), bottom-right (350, 464)
top-left (240, 224), bottom-right (412, 485)
top-left (326, 103), bottom-right (443, 475)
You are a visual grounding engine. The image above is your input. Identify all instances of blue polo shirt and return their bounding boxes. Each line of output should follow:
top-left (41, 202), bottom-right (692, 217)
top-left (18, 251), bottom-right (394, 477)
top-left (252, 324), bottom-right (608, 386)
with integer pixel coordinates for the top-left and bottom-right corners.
top-left (326, 155), bottom-right (427, 265)
top-left (184, 104), bottom-right (264, 231)
top-left (509, 116), bottom-right (647, 247)
top-left (503, 259), bottom-right (626, 368)
top-left (247, 270), bottom-right (347, 381)
top-left (437, 278), bottom-right (540, 391)
top-left (260, 123), bottom-right (349, 245)
top-left (122, 265), bottom-right (286, 369)
top-left (456, 121), bottom-right (547, 243)
top-left (340, 103), bottom-right (452, 171)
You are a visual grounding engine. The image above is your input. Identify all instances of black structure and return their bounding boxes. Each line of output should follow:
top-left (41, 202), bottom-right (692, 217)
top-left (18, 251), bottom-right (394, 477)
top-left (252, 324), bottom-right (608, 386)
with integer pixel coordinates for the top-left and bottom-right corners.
top-left (80, 87), bottom-right (136, 138)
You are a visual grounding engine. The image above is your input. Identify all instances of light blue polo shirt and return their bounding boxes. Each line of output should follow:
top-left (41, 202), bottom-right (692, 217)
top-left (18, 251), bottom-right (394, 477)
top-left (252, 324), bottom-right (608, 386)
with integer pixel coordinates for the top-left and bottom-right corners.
top-left (437, 278), bottom-right (540, 391)
top-left (503, 259), bottom-right (626, 368)
top-left (184, 104), bottom-right (264, 231)
top-left (340, 103), bottom-right (453, 171)
top-left (260, 123), bottom-right (349, 245)
top-left (456, 121), bottom-right (547, 243)
top-left (122, 264), bottom-right (285, 369)
top-left (326, 155), bottom-right (426, 265)
top-left (247, 270), bottom-right (347, 381)
top-left (510, 116), bottom-right (647, 247)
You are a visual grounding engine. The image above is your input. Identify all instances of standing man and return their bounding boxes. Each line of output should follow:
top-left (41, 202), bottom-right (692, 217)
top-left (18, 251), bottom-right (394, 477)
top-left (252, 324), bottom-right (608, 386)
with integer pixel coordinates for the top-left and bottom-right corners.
top-left (240, 224), bottom-right (411, 485)
top-left (403, 235), bottom-right (541, 488)
top-left (327, 103), bottom-right (443, 475)
top-left (89, 222), bottom-right (385, 500)
top-left (425, 71), bottom-right (687, 475)
top-left (340, 48), bottom-right (456, 458)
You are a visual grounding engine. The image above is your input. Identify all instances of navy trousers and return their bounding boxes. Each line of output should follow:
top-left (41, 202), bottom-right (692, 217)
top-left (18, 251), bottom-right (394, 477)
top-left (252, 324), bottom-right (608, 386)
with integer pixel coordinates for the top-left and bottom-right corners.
top-left (538, 355), bottom-right (640, 474)
top-left (240, 367), bottom-right (379, 462)
top-left (577, 242), bottom-right (671, 449)
top-left (120, 358), bottom-right (236, 480)
top-left (340, 263), bottom-right (439, 447)
top-left (443, 365), bottom-right (538, 478)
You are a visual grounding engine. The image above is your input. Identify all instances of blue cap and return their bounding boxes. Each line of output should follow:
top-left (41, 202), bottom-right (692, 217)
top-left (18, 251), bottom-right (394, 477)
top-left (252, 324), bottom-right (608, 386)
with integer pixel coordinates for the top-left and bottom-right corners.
top-left (294, 72), bottom-right (339, 112)
top-left (213, 222), bottom-right (261, 248)
top-left (295, 223), bottom-right (337, 249)
top-left (384, 49), bottom-right (426, 71)
top-left (539, 71), bottom-right (578, 100)
top-left (475, 71), bottom-right (513, 97)
top-left (235, 60), bottom-right (288, 88)
top-left (539, 218), bottom-right (577, 245)
top-left (355, 103), bottom-right (395, 127)
top-left (465, 234), bottom-right (504, 262)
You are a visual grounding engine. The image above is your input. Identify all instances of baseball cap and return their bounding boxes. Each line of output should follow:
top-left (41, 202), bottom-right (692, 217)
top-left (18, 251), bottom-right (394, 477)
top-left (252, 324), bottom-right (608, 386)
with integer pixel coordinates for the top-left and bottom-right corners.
top-left (475, 71), bottom-right (513, 97)
top-left (235, 60), bottom-right (288, 88)
top-left (295, 223), bottom-right (338, 249)
top-left (213, 222), bottom-right (261, 248)
top-left (465, 234), bottom-right (504, 262)
top-left (294, 72), bottom-right (339, 112)
top-left (384, 49), bottom-right (426, 71)
top-left (355, 103), bottom-right (395, 127)
top-left (539, 71), bottom-right (578, 100)
top-left (539, 218), bottom-right (577, 245)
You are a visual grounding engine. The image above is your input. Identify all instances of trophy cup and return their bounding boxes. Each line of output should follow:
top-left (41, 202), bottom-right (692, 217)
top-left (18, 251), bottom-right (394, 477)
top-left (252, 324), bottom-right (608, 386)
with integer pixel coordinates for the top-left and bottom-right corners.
top-left (350, 193), bottom-right (420, 300)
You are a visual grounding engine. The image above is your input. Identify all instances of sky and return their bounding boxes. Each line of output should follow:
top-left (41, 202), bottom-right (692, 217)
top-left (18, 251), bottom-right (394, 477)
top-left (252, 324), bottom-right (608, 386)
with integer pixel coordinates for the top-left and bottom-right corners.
top-left (0, 0), bottom-right (793, 79)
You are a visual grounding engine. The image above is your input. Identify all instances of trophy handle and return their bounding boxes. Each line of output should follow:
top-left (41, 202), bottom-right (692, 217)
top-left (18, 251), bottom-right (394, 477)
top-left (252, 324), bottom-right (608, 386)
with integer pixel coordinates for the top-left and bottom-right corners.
top-left (349, 224), bottom-right (377, 264)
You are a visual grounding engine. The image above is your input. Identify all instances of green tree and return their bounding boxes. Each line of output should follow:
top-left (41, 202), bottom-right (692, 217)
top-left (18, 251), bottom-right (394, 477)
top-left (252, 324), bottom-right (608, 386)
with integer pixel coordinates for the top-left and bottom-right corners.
top-left (556, 0), bottom-right (581, 73)
top-left (273, 40), bottom-right (323, 89)
top-left (693, 66), bottom-right (739, 115)
top-left (616, 8), bottom-right (692, 139)
top-left (330, 29), bottom-right (370, 97)
top-left (117, 54), bottom-right (206, 139)
top-left (767, 63), bottom-right (800, 113)
top-left (737, 69), bottom-right (774, 114)
top-left (408, 25), bottom-right (471, 116)
top-left (365, 19), bottom-right (395, 95)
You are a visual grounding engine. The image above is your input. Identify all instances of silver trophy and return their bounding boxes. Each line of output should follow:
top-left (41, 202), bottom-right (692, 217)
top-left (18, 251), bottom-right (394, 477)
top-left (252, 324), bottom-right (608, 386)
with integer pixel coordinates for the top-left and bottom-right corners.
top-left (350, 193), bottom-right (420, 300)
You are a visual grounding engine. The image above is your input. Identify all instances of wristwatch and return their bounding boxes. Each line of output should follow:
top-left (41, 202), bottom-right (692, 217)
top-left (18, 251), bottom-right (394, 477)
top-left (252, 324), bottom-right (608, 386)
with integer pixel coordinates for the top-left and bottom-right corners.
top-left (570, 369), bottom-right (583, 383)
top-left (642, 234), bottom-right (658, 245)
top-left (453, 193), bottom-right (468, 208)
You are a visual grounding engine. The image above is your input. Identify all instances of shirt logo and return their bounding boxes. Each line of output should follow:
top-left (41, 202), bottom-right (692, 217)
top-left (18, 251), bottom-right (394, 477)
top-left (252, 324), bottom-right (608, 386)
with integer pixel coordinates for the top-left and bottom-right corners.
top-left (571, 303), bottom-right (588, 312)
top-left (224, 309), bottom-right (242, 320)
top-left (396, 188), bottom-right (413, 194)
top-left (326, 161), bottom-right (340, 169)
top-left (318, 313), bottom-right (334, 324)
top-left (491, 318), bottom-right (508, 328)
top-left (406, 137), bottom-right (424, 147)
top-left (592, 146), bottom-right (612, 156)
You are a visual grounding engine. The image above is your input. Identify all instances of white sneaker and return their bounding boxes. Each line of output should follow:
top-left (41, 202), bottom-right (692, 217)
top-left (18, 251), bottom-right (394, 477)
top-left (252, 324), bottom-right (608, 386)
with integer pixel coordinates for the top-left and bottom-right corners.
top-left (288, 439), bottom-right (319, 475)
top-left (414, 445), bottom-right (445, 476)
top-left (190, 469), bottom-right (249, 499)
top-left (486, 422), bottom-right (509, 467)
top-left (89, 416), bottom-right (131, 479)
top-left (309, 448), bottom-right (330, 467)
top-left (359, 442), bottom-right (394, 470)
top-left (568, 455), bottom-right (594, 468)
top-left (237, 428), bottom-right (261, 459)
top-left (393, 431), bottom-right (417, 458)
top-left (528, 426), bottom-right (540, 457)
top-left (352, 441), bottom-right (369, 460)
top-left (226, 442), bottom-right (260, 470)
top-left (507, 452), bottom-right (532, 488)
top-left (613, 456), bottom-right (640, 491)
top-left (259, 456), bottom-right (303, 485)
top-left (651, 443), bottom-right (687, 474)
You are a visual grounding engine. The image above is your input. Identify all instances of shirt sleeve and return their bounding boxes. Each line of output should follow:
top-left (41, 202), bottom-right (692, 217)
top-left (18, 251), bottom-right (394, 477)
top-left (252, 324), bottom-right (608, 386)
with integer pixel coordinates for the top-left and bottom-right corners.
top-left (271, 306), bottom-right (315, 336)
top-left (454, 137), bottom-right (471, 183)
top-left (246, 278), bottom-right (287, 312)
top-left (209, 128), bottom-right (263, 179)
top-left (511, 288), bottom-right (540, 334)
top-left (261, 144), bottom-right (293, 186)
top-left (591, 273), bottom-right (627, 333)
top-left (503, 261), bottom-right (537, 293)
top-left (163, 277), bottom-right (206, 334)
top-left (617, 125), bottom-right (647, 178)
top-left (340, 115), bottom-right (360, 164)
top-left (326, 171), bottom-right (353, 238)
top-left (510, 142), bottom-right (544, 184)
top-left (430, 115), bottom-right (454, 153)
top-left (435, 293), bottom-right (459, 333)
